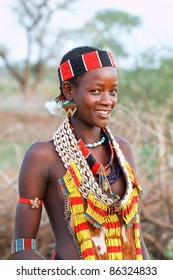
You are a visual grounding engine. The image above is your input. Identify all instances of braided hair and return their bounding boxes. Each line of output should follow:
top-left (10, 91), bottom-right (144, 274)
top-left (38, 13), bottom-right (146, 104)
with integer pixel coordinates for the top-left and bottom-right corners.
top-left (58, 46), bottom-right (100, 91)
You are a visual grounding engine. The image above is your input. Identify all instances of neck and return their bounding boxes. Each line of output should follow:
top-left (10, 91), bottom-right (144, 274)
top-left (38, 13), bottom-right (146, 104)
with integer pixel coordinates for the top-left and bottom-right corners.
top-left (69, 117), bottom-right (103, 144)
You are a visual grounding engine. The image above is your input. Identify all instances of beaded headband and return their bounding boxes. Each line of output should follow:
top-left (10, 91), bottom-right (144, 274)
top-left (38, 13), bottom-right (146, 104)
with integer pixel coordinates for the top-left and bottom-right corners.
top-left (58, 50), bottom-right (116, 84)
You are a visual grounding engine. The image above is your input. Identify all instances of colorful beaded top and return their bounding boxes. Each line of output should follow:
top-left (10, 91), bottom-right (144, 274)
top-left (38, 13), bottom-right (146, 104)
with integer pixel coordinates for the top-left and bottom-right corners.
top-left (53, 118), bottom-right (143, 260)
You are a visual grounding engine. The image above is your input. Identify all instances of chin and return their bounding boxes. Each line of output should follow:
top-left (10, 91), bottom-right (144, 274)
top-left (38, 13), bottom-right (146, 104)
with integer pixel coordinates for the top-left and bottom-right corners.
top-left (96, 119), bottom-right (110, 128)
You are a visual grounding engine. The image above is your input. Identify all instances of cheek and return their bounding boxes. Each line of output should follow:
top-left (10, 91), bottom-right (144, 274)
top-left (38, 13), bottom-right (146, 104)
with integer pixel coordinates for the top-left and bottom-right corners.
top-left (75, 100), bottom-right (92, 113)
top-left (76, 95), bottom-right (95, 109)
top-left (112, 95), bottom-right (118, 107)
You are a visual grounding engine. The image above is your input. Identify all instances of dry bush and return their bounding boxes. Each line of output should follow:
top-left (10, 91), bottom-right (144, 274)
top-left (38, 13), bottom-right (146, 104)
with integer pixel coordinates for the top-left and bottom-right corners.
top-left (110, 104), bottom-right (173, 259)
top-left (0, 104), bottom-right (173, 260)
top-left (0, 174), bottom-right (18, 260)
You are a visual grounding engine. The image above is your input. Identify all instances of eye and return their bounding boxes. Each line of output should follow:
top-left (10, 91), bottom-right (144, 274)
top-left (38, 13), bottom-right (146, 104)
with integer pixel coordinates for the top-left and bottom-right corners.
top-left (110, 89), bottom-right (118, 95)
top-left (90, 89), bottom-right (101, 94)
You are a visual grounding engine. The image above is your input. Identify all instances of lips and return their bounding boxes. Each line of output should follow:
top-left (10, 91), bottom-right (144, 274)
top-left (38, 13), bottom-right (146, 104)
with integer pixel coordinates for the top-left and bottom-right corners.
top-left (95, 110), bottom-right (111, 118)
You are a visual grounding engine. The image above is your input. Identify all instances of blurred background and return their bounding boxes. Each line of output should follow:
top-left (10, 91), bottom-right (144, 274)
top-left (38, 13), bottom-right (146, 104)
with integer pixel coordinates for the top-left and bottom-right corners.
top-left (0, 0), bottom-right (173, 260)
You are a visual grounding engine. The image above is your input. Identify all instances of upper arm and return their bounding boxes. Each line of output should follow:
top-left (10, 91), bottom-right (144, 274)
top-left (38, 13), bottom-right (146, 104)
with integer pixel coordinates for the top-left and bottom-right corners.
top-left (14, 142), bottom-right (51, 239)
top-left (18, 142), bottom-right (49, 198)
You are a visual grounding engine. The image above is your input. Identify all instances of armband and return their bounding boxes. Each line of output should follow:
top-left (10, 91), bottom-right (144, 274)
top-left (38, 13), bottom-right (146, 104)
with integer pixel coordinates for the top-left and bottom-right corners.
top-left (11, 238), bottom-right (36, 255)
top-left (19, 197), bottom-right (43, 209)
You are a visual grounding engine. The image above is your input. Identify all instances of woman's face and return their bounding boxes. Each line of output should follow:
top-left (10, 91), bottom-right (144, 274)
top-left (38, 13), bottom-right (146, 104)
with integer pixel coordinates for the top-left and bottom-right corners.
top-left (71, 67), bottom-right (118, 128)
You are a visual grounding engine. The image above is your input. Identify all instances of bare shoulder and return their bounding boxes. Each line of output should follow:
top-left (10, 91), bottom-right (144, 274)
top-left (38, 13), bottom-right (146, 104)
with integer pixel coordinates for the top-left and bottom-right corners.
top-left (114, 135), bottom-right (136, 169)
top-left (19, 141), bottom-right (57, 194)
top-left (24, 140), bottom-right (55, 161)
top-left (20, 139), bottom-right (63, 178)
top-left (114, 135), bottom-right (132, 154)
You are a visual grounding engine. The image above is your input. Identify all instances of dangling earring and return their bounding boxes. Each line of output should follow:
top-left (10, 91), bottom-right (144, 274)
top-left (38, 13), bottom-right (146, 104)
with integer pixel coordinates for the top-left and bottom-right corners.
top-left (62, 100), bottom-right (77, 117)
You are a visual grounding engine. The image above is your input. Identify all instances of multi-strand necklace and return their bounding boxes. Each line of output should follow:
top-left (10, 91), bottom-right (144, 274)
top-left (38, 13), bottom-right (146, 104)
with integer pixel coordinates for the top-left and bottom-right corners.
top-left (77, 131), bottom-right (121, 198)
top-left (53, 117), bottom-right (133, 207)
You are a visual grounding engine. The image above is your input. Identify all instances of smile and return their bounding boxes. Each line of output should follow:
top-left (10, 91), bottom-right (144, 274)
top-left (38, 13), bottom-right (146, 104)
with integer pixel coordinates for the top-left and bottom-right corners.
top-left (95, 110), bottom-right (111, 117)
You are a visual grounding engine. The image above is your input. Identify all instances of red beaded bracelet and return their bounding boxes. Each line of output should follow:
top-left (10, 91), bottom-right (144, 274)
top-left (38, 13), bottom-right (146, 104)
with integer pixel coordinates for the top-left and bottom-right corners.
top-left (19, 197), bottom-right (43, 209)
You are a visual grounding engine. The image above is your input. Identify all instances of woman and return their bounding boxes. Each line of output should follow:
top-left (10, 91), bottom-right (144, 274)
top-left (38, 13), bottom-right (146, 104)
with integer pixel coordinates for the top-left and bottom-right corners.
top-left (11, 46), bottom-right (149, 260)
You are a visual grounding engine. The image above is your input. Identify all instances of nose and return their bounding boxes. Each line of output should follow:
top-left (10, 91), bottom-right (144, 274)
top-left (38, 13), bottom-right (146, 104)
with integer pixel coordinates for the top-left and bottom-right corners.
top-left (100, 91), bottom-right (117, 106)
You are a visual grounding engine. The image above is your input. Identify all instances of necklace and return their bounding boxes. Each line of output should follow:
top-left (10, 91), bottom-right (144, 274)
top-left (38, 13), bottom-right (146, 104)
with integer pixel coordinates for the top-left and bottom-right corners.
top-left (53, 118), bottom-right (133, 207)
top-left (78, 131), bottom-right (121, 192)
top-left (106, 162), bottom-right (121, 185)
top-left (85, 136), bottom-right (105, 148)
top-left (77, 136), bottom-right (113, 175)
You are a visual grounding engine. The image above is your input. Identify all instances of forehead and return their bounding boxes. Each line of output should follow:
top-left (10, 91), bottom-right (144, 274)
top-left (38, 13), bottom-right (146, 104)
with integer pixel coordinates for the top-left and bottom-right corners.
top-left (58, 50), bottom-right (116, 83)
top-left (79, 67), bottom-right (118, 84)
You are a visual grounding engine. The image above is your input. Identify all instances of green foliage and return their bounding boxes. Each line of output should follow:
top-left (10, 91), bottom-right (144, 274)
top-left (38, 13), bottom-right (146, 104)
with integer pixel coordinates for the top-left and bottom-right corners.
top-left (70, 9), bottom-right (141, 58)
top-left (0, 72), bottom-right (20, 96)
top-left (95, 10), bottom-right (141, 30)
top-left (0, 140), bottom-right (31, 170)
top-left (164, 239), bottom-right (173, 260)
top-left (139, 142), bottom-right (158, 180)
top-left (118, 57), bottom-right (173, 120)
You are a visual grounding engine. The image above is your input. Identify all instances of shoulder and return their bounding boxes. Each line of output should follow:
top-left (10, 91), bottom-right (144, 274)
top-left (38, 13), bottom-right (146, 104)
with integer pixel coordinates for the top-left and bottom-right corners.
top-left (20, 140), bottom-right (58, 178)
top-left (18, 141), bottom-right (57, 196)
top-left (114, 135), bottom-right (132, 154)
top-left (23, 140), bottom-right (55, 162)
top-left (114, 135), bottom-right (136, 170)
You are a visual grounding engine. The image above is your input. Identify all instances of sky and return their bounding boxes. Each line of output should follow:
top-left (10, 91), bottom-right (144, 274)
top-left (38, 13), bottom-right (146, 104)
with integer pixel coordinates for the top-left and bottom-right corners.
top-left (0, 0), bottom-right (173, 68)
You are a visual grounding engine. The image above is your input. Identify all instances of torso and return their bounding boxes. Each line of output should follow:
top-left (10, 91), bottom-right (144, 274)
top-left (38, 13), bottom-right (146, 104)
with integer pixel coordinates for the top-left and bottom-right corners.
top-left (41, 134), bottom-right (135, 260)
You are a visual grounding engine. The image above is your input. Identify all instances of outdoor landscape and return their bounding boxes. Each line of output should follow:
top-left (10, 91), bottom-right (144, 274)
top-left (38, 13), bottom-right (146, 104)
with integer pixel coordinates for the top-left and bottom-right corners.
top-left (0, 0), bottom-right (173, 260)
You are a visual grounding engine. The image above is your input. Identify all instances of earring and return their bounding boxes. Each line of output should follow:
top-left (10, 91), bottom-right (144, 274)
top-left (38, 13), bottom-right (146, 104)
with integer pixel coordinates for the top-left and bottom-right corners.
top-left (62, 101), bottom-right (77, 117)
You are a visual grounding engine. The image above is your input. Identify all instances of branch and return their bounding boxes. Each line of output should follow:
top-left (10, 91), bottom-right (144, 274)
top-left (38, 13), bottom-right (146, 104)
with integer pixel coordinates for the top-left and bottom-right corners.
top-left (116, 104), bottom-right (173, 145)
top-left (0, 51), bottom-right (24, 85)
top-left (143, 232), bottom-right (168, 259)
top-left (142, 204), bottom-right (173, 230)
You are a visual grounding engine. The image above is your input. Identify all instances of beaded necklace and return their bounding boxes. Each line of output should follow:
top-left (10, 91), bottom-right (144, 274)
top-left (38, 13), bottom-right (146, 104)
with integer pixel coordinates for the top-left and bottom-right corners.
top-left (77, 130), bottom-right (121, 197)
top-left (85, 135), bottom-right (105, 148)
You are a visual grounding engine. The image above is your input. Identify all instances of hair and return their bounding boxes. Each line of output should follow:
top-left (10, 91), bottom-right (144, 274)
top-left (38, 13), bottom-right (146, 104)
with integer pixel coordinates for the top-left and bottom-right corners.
top-left (58, 46), bottom-right (101, 92)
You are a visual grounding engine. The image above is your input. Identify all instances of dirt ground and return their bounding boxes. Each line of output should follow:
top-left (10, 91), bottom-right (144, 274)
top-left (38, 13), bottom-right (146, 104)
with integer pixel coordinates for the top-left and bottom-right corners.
top-left (0, 111), bottom-right (64, 142)
top-left (0, 110), bottom-right (64, 187)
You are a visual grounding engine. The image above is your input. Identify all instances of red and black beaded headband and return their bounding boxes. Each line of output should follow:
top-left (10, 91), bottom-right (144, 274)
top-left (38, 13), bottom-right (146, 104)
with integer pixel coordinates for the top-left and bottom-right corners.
top-left (58, 50), bottom-right (116, 84)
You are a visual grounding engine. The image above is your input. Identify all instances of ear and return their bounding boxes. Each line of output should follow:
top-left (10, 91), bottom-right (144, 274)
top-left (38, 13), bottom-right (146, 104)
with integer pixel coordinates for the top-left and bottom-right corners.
top-left (61, 81), bottom-right (73, 101)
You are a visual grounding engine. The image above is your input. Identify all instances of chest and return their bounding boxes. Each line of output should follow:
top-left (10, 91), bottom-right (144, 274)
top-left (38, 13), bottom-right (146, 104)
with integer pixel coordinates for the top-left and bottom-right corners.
top-left (89, 145), bottom-right (127, 199)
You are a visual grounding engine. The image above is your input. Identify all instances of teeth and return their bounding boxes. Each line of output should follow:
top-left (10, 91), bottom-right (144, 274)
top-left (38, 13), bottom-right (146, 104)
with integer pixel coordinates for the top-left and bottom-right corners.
top-left (97, 111), bottom-right (109, 115)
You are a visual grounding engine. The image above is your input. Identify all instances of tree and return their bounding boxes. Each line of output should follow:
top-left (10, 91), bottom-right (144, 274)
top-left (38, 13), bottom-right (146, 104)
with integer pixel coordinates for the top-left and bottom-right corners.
top-left (0, 0), bottom-right (79, 95)
top-left (0, 5), bottom-right (141, 95)
top-left (68, 10), bottom-right (141, 58)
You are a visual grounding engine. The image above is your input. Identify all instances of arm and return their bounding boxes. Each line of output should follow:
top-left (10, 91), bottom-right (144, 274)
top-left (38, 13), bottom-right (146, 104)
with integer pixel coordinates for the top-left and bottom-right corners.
top-left (13, 142), bottom-right (50, 260)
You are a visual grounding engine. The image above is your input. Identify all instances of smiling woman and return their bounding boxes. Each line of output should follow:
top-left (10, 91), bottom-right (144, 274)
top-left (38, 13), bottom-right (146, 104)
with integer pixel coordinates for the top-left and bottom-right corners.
top-left (11, 45), bottom-right (149, 260)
